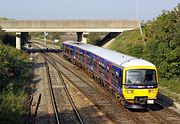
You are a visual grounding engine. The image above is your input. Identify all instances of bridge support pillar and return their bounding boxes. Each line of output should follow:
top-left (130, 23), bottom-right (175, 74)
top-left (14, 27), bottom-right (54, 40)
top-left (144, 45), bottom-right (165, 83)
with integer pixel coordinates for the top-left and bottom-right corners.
top-left (76, 32), bottom-right (83, 42)
top-left (16, 32), bottom-right (21, 50)
top-left (81, 32), bottom-right (89, 43)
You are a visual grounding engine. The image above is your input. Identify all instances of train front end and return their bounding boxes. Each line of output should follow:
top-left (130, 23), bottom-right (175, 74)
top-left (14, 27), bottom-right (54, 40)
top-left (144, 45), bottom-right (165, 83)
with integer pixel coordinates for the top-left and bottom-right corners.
top-left (122, 60), bottom-right (158, 109)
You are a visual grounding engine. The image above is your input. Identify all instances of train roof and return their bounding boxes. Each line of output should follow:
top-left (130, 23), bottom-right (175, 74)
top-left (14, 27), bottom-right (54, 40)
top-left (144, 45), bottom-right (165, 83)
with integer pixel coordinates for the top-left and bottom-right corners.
top-left (63, 41), bottom-right (155, 68)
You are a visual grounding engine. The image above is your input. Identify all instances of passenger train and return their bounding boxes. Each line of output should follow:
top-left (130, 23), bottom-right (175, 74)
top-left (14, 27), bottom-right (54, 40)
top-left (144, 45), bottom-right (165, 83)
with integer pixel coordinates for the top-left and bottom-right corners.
top-left (62, 41), bottom-right (158, 109)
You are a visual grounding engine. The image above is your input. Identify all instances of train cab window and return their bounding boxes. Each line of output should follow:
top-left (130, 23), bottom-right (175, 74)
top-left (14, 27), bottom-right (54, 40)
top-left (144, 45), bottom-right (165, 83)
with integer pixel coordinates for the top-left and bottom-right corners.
top-left (125, 69), bottom-right (156, 85)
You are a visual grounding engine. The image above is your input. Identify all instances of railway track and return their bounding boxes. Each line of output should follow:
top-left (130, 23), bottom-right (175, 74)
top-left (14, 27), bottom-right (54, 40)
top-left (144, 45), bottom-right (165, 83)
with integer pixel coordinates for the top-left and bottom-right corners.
top-left (35, 44), bottom-right (115, 123)
top-left (43, 56), bottom-right (84, 124)
top-left (32, 42), bottom-right (84, 123)
top-left (147, 101), bottom-right (180, 124)
top-left (44, 57), bottom-right (84, 124)
top-left (31, 40), bottom-right (180, 124)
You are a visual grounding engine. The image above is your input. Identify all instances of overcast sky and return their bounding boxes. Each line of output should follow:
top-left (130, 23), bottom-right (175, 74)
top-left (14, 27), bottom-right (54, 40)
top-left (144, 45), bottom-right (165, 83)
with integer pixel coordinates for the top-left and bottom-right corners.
top-left (0, 0), bottom-right (179, 21)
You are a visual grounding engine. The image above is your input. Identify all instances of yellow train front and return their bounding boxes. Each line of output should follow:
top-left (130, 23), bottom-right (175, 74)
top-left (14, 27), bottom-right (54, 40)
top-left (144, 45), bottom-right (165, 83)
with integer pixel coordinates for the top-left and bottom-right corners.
top-left (121, 60), bottom-right (158, 109)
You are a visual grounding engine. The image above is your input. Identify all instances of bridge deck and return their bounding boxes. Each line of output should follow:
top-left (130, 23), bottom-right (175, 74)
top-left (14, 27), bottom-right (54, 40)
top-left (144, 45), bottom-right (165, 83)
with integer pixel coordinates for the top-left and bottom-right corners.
top-left (0, 20), bottom-right (139, 32)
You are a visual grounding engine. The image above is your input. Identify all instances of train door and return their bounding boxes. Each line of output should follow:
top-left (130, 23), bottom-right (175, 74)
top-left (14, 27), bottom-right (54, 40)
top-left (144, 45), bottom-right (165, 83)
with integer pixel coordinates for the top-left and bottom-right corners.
top-left (108, 62), bottom-right (112, 88)
top-left (68, 47), bottom-right (71, 58)
top-left (73, 47), bottom-right (76, 60)
top-left (69, 47), bottom-right (74, 61)
top-left (118, 69), bottom-right (123, 94)
top-left (77, 48), bottom-right (80, 63)
top-left (96, 57), bottom-right (99, 75)
top-left (84, 51), bottom-right (87, 69)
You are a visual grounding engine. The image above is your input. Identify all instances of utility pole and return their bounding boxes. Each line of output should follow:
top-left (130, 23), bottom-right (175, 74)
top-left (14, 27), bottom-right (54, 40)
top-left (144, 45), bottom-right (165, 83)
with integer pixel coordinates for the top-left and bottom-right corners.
top-left (136, 0), bottom-right (139, 20)
top-left (137, 0), bottom-right (146, 46)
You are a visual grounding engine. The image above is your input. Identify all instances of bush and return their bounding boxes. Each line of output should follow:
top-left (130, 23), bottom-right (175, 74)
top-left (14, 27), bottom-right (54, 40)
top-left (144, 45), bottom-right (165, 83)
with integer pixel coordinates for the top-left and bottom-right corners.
top-left (0, 45), bottom-right (31, 124)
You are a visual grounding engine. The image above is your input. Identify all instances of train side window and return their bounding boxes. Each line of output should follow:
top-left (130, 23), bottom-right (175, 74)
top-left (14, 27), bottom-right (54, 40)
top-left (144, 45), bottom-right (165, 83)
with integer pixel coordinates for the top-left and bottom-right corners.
top-left (99, 62), bottom-right (105, 74)
top-left (70, 49), bottom-right (73, 55)
top-left (102, 64), bottom-right (105, 70)
top-left (80, 52), bottom-right (83, 57)
top-left (76, 51), bottom-right (78, 56)
top-left (86, 55), bottom-right (92, 65)
top-left (115, 71), bottom-right (119, 82)
top-left (88, 57), bottom-right (93, 65)
top-left (65, 47), bottom-right (67, 52)
top-left (66, 47), bottom-right (70, 54)
top-left (107, 66), bottom-right (109, 72)
top-left (93, 59), bottom-right (96, 67)
top-left (112, 68), bottom-right (115, 77)
top-left (116, 71), bottom-right (119, 78)
top-left (99, 62), bottom-right (102, 73)
top-left (117, 70), bottom-right (122, 87)
top-left (91, 58), bottom-right (93, 65)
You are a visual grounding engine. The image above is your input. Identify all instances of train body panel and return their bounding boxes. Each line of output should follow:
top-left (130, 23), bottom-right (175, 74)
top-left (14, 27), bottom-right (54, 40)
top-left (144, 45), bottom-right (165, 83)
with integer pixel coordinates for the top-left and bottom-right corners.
top-left (62, 41), bottom-right (158, 108)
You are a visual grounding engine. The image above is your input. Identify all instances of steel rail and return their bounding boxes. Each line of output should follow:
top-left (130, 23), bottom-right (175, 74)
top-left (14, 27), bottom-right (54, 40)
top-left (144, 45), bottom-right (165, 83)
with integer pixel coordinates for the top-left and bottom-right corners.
top-left (45, 56), bottom-right (85, 124)
top-left (44, 61), bottom-right (60, 124)
top-left (35, 44), bottom-right (84, 124)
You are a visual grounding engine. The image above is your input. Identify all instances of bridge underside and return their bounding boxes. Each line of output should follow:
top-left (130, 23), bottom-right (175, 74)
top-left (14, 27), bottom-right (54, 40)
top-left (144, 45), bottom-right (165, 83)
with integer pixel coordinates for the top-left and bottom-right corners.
top-left (3, 28), bottom-right (134, 32)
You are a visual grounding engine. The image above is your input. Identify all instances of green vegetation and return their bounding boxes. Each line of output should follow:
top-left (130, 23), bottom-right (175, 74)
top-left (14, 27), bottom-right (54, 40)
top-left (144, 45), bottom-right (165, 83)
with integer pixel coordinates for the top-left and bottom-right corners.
top-left (0, 28), bottom-right (31, 123)
top-left (108, 4), bottom-right (180, 94)
top-left (87, 32), bottom-right (102, 45)
top-left (87, 32), bottom-right (107, 45)
top-left (159, 78), bottom-right (180, 93)
top-left (108, 29), bottom-right (143, 58)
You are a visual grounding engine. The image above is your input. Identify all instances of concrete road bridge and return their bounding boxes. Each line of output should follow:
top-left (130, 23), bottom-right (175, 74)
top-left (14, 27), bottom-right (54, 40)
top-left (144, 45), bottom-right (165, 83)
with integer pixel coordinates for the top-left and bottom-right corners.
top-left (0, 20), bottom-right (139, 49)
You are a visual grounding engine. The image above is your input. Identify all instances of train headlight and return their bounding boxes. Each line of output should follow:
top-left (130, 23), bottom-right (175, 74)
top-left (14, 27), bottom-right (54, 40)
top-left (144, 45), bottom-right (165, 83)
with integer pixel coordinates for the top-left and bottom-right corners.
top-left (125, 90), bottom-right (134, 94)
top-left (148, 89), bottom-right (156, 93)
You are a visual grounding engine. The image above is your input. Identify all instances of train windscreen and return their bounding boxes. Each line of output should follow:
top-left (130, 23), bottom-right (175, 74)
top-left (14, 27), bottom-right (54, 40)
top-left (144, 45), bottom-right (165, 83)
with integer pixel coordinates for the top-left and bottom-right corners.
top-left (125, 69), bottom-right (156, 85)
